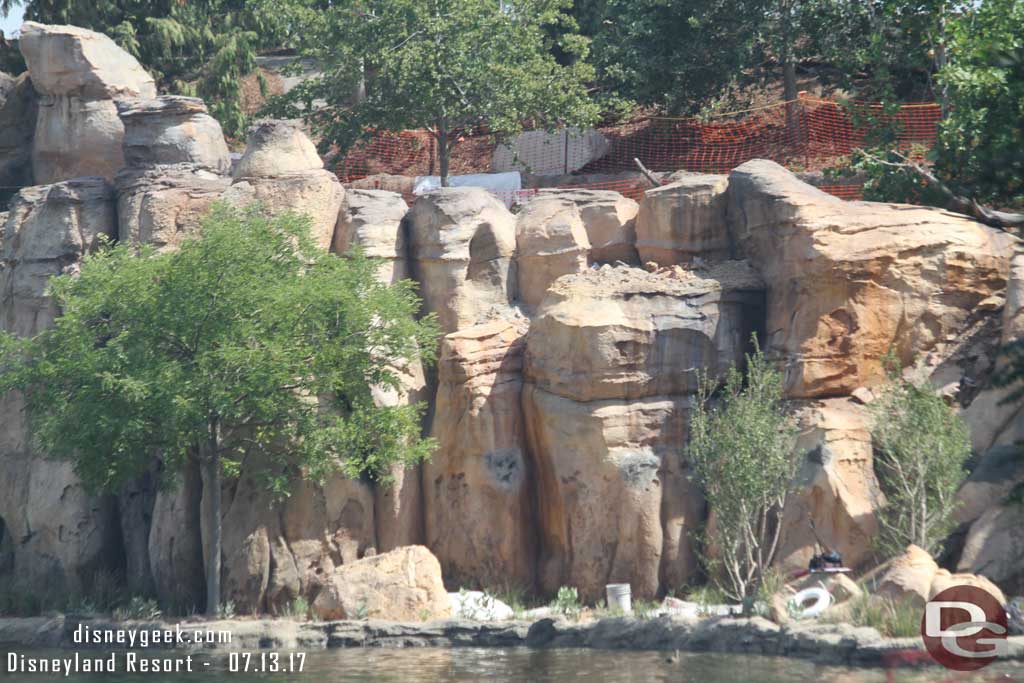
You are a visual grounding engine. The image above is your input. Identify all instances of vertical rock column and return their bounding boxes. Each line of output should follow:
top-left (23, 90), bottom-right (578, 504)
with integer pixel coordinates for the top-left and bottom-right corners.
top-left (115, 96), bottom-right (232, 250)
top-left (406, 188), bottom-right (536, 589)
top-left (18, 22), bottom-right (157, 184)
top-left (0, 178), bottom-right (119, 594)
top-left (335, 189), bottom-right (428, 551)
top-left (521, 262), bottom-right (765, 600)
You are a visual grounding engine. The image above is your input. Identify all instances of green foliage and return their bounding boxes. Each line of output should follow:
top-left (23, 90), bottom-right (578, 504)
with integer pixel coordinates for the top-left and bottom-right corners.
top-left (113, 596), bottom-right (163, 621)
top-left (0, 203), bottom-right (439, 496)
top-left (551, 586), bottom-right (581, 618)
top-left (687, 338), bottom-right (798, 604)
top-left (870, 355), bottom-right (971, 558)
top-left (280, 596), bottom-right (311, 621)
top-left (268, 0), bottom-right (599, 181)
top-left (3, 0), bottom-right (293, 136)
top-left (825, 594), bottom-right (921, 638)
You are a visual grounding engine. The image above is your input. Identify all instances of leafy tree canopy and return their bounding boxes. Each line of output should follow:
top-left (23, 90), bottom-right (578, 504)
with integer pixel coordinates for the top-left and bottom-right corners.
top-left (0, 204), bottom-right (439, 496)
top-left (268, 0), bottom-right (600, 182)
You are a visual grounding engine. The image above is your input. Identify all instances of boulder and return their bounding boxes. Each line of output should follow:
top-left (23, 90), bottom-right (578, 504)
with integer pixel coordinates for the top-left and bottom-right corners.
top-left (424, 320), bottom-right (534, 590)
top-left (232, 119), bottom-right (323, 178)
top-left (333, 189), bottom-right (410, 283)
top-left (491, 127), bottom-right (609, 176)
top-left (873, 544), bottom-right (939, 607)
top-left (523, 262), bottom-right (764, 402)
top-left (514, 194), bottom-right (591, 308)
top-left (536, 188), bottom-right (639, 264)
top-left (0, 178), bottom-right (119, 594)
top-left (18, 22), bottom-right (156, 99)
top-left (20, 22), bottom-right (157, 184)
top-left (635, 174), bottom-right (731, 265)
top-left (223, 120), bottom-right (343, 252)
top-left (726, 159), bottom-right (1017, 398)
top-left (311, 545), bottom-right (451, 621)
top-left (115, 166), bottom-right (231, 249)
top-left (0, 72), bottom-right (37, 202)
top-left (930, 568), bottom-right (1006, 605)
top-left (406, 187), bottom-right (517, 333)
top-left (776, 398), bottom-right (884, 572)
top-left (117, 96), bottom-right (230, 173)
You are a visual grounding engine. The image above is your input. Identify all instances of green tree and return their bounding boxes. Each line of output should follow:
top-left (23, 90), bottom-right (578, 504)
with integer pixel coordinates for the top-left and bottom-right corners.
top-left (870, 358), bottom-right (971, 557)
top-left (687, 340), bottom-right (798, 604)
top-left (0, 0), bottom-right (298, 136)
top-left (0, 204), bottom-right (439, 615)
top-left (269, 0), bottom-right (600, 185)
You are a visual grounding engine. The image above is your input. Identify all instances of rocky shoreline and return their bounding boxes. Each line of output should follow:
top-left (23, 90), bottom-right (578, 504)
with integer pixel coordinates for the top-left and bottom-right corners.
top-left (2, 615), bottom-right (1023, 668)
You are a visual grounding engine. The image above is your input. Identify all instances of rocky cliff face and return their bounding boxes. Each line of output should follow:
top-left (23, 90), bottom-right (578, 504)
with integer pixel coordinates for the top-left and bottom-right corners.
top-left (1, 22), bottom-right (1022, 609)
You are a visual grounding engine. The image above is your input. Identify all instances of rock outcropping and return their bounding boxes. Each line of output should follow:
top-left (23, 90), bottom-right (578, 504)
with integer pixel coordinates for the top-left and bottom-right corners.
top-left (19, 22), bottom-right (156, 184)
top-left (1, 25), bottom-right (1022, 608)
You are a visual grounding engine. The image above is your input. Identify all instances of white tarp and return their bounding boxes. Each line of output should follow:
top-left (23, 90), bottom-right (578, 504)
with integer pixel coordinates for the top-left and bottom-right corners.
top-left (413, 171), bottom-right (523, 208)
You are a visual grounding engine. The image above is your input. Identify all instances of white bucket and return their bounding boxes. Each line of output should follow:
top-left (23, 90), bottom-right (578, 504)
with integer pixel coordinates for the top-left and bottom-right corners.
top-left (606, 583), bottom-right (632, 614)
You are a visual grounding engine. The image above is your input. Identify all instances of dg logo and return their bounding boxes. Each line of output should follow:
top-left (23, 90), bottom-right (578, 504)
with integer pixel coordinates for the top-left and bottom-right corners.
top-left (922, 585), bottom-right (1009, 671)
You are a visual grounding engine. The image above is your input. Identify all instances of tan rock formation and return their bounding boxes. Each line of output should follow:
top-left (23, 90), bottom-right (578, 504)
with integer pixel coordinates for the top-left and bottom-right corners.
top-left (635, 174), bottom-right (731, 265)
top-left (148, 461), bottom-right (206, 610)
top-left (333, 189), bottom-right (410, 283)
top-left (873, 544), bottom-right (939, 607)
top-left (930, 568), bottom-right (1006, 605)
top-left (215, 464), bottom-right (377, 613)
top-left (117, 96), bottom-right (231, 173)
top-left (727, 159), bottom-right (1017, 398)
top-left (537, 188), bottom-right (639, 264)
top-left (776, 398), bottom-right (883, 572)
top-left (224, 120), bottom-right (343, 251)
top-left (958, 503), bottom-right (1024, 595)
top-left (406, 187), bottom-right (517, 333)
top-left (521, 265), bottom-right (760, 600)
top-left (311, 545), bottom-right (451, 621)
top-left (524, 262), bottom-right (764, 402)
top-left (515, 194), bottom-right (591, 308)
top-left (424, 320), bottom-right (534, 590)
top-left (115, 167), bottom-right (231, 250)
top-left (0, 178), bottom-right (119, 593)
top-left (20, 22), bottom-right (157, 184)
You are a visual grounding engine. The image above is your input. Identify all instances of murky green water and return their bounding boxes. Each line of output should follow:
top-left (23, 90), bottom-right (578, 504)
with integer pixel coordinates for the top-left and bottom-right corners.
top-left (2, 648), bottom-right (1023, 682)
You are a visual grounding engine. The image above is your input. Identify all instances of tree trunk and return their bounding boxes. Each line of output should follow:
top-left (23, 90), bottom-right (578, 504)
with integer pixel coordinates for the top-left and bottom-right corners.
top-left (780, 0), bottom-right (801, 144)
top-left (201, 443), bottom-right (222, 617)
top-left (437, 121), bottom-right (450, 188)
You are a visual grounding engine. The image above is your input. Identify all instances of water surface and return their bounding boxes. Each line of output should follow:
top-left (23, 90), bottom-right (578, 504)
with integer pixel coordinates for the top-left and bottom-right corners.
top-left (3, 647), bottom-right (1023, 682)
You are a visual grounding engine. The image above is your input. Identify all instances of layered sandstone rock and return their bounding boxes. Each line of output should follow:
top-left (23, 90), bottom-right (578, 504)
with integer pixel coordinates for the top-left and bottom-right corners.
top-left (727, 159), bottom-right (1017, 398)
top-left (524, 261), bottom-right (764, 402)
top-left (424, 320), bottom-right (534, 590)
top-left (333, 189), bottom-right (410, 283)
top-left (311, 545), bottom-right (451, 621)
top-left (536, 188), bottom-right (639, 264)
top-left (515, 195), bottom-right (591, 308)
top-left (0, 72), bottom-right (37, 201)
top-left (635, 174), bottom-right (730, 265)
top-left (117, 96), bottom-right (230, 173)
top-left (776, 398), bottom-right (883, 572)
top-left (216, 464), bottom-right (377, 613)
top-left (115, 97), bottom-right (231, 250)
top-left (406, 187), bottom-right (517, 333)
top-left (20, 22), bottom-right (157, 183)
top-left (0, 178), bottom-right (119, 593)
top-left (523, 264), bottom-right (762, 600)
top-left (223, 120), bottom-right (343, 251)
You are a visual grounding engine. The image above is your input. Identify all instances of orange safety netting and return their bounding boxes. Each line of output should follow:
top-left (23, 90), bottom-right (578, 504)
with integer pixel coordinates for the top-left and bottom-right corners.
top-left (337, 96), bottom-right (941, 203)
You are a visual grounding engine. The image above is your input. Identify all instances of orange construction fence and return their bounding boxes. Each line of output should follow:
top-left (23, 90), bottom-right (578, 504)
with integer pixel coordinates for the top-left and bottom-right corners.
top-left (337, 96), bottom-right (942, 204)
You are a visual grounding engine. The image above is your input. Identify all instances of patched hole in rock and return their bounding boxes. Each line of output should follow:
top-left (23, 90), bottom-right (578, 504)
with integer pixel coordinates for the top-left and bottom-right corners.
top-left (484, 448), bottom-right (523, 489)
